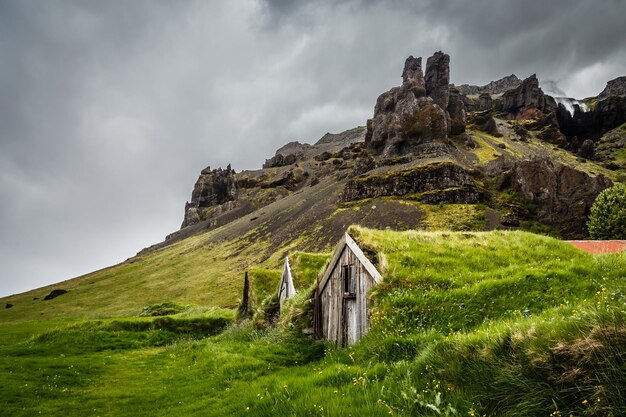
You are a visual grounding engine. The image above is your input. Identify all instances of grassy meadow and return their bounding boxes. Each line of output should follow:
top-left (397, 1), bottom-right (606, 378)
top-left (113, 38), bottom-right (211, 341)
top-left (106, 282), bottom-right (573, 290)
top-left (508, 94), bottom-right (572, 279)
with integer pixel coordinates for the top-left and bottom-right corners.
top-left (1, 227), bottom-right (625, 416)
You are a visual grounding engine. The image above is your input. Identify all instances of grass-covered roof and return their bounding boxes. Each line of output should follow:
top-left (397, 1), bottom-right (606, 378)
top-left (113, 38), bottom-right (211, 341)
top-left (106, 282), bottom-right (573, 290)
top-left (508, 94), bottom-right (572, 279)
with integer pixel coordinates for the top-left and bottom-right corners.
top-left (348, 225), bottom-right (624, 334)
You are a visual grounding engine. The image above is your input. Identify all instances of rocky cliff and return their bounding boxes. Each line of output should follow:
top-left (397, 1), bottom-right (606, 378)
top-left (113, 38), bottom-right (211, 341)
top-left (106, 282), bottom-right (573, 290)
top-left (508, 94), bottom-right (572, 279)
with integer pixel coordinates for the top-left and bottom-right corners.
top-left (598, 76), bottom-right (626, 99)
top-left (498, 74), bottom-right (556, 116)
top-left (557, 95), bottom-right (626, 142)
top-left (554, 76), bottom-right (626, 165)
top-left (489, 158), bottom-right (612, 237)
top-left (174, 52), bottom-right (622, 245)
top-left (341, 162), bottom-right (483, 204)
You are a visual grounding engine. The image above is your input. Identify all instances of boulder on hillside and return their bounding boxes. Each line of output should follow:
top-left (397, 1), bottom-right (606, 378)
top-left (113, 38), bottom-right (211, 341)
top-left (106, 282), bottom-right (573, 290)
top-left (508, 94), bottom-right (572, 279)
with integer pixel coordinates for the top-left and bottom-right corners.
top-left (578, 139), bottom-right (595, 159)
top-left (467, 110), bottom-right (500, 136)
top-left (478, 93), bottom-right (493, 111)
top-left (524, 112), bottom-right (568, 147)
top-left (43, 289), bottom-right (68, 301)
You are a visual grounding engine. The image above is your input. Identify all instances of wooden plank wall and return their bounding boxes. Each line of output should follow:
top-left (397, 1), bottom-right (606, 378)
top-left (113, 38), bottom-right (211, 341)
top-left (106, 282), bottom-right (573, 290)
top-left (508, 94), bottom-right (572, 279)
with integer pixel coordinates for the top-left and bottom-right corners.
top-left (320, 245), bottom-right (375, 345)
top-left (278, 274), bottom-right (288, 306)
top-left (278, 259), bottom-right (295, 310)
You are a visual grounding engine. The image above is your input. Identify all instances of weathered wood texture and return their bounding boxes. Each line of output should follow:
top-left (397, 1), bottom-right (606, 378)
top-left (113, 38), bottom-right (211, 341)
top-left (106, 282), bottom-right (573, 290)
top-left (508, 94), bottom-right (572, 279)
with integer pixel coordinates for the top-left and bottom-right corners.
top-left (313, 279), bottom-right (323, 339)
top-left (318, 233), bottom-right (381, 346)
top-left (277, 257), bottom-right (296, 310)
top-left (239, 271), bottom-right (250, 317)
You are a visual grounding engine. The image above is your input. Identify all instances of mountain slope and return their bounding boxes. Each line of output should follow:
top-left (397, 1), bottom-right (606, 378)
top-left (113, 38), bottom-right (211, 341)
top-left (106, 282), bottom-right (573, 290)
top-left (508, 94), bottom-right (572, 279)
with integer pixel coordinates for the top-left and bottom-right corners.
top-left (3, 51), bottom-right (624, 322)
top-left (2, 120), bottom-right (616, 322)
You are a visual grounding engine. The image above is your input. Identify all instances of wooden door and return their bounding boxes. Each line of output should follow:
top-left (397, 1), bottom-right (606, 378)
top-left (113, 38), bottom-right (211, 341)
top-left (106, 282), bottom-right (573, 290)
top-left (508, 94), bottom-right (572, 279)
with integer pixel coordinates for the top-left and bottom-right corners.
top-left (342, 296), bottom-right (357, 346)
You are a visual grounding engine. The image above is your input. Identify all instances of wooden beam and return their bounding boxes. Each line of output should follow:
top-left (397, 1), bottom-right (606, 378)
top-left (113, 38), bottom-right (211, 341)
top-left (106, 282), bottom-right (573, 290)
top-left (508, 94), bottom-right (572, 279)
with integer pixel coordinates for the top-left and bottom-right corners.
top-left (318, 232), bottom-right (382, 292)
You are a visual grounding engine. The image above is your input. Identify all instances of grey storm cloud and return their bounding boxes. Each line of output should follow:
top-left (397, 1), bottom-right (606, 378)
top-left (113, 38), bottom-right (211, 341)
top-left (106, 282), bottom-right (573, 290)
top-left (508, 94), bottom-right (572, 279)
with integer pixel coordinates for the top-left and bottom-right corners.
top-left (1, 0), bottom-right (625, 296)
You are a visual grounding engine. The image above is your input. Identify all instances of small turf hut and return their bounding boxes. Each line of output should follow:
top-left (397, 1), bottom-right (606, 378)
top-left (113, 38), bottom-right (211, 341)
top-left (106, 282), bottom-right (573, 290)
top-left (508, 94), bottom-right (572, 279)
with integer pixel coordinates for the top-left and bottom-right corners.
top-left (314, 232), bottom-right (382, 346)
top-left (277, 257), bottom-right (296, 309)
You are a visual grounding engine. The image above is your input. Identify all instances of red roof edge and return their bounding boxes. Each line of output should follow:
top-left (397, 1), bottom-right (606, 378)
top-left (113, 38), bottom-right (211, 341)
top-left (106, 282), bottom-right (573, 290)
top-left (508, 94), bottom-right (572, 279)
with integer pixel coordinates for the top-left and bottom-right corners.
top-left (566, 240), bottom-right (626, 254)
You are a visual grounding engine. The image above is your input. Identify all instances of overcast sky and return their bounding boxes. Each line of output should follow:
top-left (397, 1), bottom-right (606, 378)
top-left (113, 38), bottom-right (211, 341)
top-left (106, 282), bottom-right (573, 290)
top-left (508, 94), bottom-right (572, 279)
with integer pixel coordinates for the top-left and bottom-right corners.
top-left (1, 0), bottom-right (625, 297)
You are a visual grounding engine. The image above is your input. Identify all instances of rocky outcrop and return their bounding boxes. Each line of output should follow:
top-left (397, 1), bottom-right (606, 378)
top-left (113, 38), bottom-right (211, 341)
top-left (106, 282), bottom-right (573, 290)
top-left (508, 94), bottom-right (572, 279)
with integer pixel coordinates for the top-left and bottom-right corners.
top-left (478, 93), bottom-right (492, 111)
top-left (341, 162), bottom-right (483, 204)
top-left (177, 128), bottom-right (369, 233)
top-left (593, 96), bottom-right (626, 128)
top-left (463, 92), bottom-right (495, 113)
top-left (525, 112), bottom-right (568, 146)
top-left (181, 165), bottom-right (237, 228)
top-left (263, 141), bottom-right (313, 168)
top-left (401, 55), bottom-right (426, 90)
top-left (263, 153), bottom-right (298, 168)
top-left (315, 127), bottom-right (367, 146)
top-left (578, 139), bottom-right (595, 159)
top-left (467, 110), bottom-right (500, 136)
top-left (557, 95), bottom-right (626, 141)
top-left (457, 74), bottom-right (522, 96)
top-left (499, 74), bottom-right (555, 116)
top-left (365, 55), bottom-right (448, 156)
top-left (556, 76), bottom-right (626, 153)
top-left (365, 52), bottom-right (466, 156)
top-left (595, 125), bottom-right (626, 168)
top-left (598, 76), bottom-right (626, 99)
top-left (425, 51), bottom-right (450, 110)
top-left (492, 158), bottom-right (612, 238)
top-left (448, 87), bottom-right (466, 135)
top-left (425, 52), bottom-right (469, 136)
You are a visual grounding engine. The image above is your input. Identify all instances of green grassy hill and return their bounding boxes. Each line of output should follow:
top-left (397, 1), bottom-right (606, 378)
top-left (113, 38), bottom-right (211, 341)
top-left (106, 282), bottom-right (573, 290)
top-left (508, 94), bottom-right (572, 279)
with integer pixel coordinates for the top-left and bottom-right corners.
top-left (1, 227), bottom-right (624, 416)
